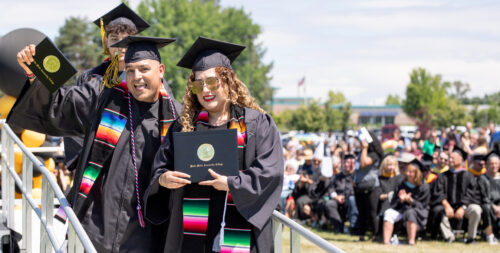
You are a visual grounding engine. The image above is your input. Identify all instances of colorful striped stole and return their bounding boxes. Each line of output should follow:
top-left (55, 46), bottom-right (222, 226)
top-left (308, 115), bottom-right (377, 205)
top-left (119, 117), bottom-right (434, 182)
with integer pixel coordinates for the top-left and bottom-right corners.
top-left (56, 81), bottom-right (176, 224)
top-left (181, 105), bottom-right (251, 252)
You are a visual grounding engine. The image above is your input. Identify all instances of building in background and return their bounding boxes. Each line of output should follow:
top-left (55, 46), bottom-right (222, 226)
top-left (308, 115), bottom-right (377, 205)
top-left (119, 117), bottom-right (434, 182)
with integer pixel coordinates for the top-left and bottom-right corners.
top-left (271, 97), bottom-right (415, 126)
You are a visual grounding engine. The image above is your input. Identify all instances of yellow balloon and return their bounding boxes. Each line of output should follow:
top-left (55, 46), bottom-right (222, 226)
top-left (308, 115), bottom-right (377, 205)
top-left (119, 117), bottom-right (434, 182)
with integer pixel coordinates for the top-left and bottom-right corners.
top-left (14, 145), bottom-right (23, 174)
top-left (0, 95), bottom-right (16, 119)
top-left (45, 158), bottom-right (55, 173)
top-left (33, 175), bottom-right (42, 189)
top-left (21, 130), bottom-right (46, 148)
top-left (32, 188), bottom-right (42, 199)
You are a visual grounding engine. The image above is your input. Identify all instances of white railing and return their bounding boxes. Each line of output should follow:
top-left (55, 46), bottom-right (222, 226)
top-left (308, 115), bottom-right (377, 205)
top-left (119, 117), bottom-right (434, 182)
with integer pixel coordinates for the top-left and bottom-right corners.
top-left (0, 120), bottom-right (96, 253)
top-left (272, 210), bottom-right (345, 253)
top-left (1, 119), bottom-right (344, 253)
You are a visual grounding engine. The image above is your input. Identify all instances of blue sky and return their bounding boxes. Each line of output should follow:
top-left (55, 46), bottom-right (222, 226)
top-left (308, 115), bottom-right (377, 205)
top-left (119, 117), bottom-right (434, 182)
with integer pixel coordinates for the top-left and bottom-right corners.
top-left (1, 0), bottom-right (499, 105)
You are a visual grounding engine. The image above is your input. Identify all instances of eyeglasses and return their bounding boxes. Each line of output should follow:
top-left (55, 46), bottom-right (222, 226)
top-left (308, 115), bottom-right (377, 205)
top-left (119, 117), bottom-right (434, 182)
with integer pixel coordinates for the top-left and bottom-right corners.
top-left (189, 77), bottom-right (220, 94)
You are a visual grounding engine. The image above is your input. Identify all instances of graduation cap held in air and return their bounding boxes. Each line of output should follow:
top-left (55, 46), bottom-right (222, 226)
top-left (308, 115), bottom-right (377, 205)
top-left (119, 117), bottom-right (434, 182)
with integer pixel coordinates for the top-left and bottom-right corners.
top-left (177, 36), bottom-right (246, 71)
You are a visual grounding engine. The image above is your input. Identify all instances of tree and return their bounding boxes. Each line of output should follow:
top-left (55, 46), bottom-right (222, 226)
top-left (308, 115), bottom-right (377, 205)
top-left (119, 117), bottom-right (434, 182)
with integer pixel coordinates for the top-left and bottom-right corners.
top-left (324, 90), bottom-right (349, 132)
top-left (55, 16), bottom-right (102, 77)
top-left (447, 81), bottom-right (470, 101)
top-left (433, 99), bottom-right (469, 127)
top-left (402, 68), bottom-right (452, 128)
top-left (136, 0), bottom-right (273, 106)
top-left (385, 94), bottom-right (401, 105)
top-left (288, 101), bottom-right (326, 132)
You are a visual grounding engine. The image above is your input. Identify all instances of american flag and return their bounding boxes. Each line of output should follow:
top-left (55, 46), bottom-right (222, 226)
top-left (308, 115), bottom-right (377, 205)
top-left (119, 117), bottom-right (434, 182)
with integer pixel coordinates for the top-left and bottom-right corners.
top-left (298, 76), bottom-right (305, 87)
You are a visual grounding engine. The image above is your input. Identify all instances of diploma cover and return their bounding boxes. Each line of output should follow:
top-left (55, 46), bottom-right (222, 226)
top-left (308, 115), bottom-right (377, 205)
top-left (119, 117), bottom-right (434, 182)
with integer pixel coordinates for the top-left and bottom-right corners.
top-left (173, 129), bottom-right (238, 182)
top-left (27, 37), bottom-right (77, 92)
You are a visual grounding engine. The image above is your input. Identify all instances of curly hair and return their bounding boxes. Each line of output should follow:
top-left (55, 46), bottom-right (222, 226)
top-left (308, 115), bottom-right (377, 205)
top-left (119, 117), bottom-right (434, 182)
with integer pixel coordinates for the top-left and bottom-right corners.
top-left (105, 18), bottom-right (138, 37)
top-left (180, 66), bottom-right (265, 132)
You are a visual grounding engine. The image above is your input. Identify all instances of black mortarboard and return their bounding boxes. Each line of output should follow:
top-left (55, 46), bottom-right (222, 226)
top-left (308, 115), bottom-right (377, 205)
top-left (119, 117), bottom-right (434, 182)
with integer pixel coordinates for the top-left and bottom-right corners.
top-left (483, 151), bottom-right (500, 162)
top-left (177, 36), bottom-right (246, 71)
top-left (422, 153), bottom-right (433, 162)
top-left (344, 153), bottom-right (356, 160)
top-left (93, 3), bottom-right (150, 33)
top-left (472, 153), bottom-right (485, 161)
top-left (111, 36), bottom-right (176, 64)
top-left (410, 158), bottom-right (428, 173)
top-left (451, 146), bottom-right (468, 161)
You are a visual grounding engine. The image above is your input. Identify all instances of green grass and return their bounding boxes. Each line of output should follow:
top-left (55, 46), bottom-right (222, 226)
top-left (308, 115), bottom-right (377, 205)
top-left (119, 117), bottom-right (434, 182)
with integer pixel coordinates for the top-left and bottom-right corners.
top-left (281, 226), bottom-right (499, 253)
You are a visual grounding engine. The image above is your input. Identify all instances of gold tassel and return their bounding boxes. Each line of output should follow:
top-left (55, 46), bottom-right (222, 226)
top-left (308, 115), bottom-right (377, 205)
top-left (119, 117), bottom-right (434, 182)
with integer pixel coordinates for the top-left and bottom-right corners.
top-left (102, 52), bottom-right (121, 88)
top-left (100, 18), bottom-right (110, 55)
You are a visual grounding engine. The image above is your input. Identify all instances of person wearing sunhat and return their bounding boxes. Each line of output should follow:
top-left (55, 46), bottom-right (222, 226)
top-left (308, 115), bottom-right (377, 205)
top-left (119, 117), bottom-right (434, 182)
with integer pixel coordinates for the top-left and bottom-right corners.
top-left (11, 35), bottom-right (179, 252)
top-left (63, 3), bottom-right (180, 171)
top-left (431, 146), bottom-right (482, 243)
top-left (382, 159), bottom-right (430, 245)
top-left (144, 37), bottom-right (283, 252)
top-left (478, 151), bottom-right (500, 245)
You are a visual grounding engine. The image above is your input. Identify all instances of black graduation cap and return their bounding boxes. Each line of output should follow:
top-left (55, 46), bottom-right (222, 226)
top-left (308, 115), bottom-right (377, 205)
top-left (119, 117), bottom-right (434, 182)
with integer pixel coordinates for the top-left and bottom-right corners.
top-left (344, 153), bottom-right (356, 160)
top-left (93, 3), bottom-right (150, 33)
top-left (472, 153), bottom-right (485, 161)
top-left (483, 151), bottom-right (500, 162)
top-left (410, 158), bottom-right (429, 173)
top-left (451, 146), bottom-right (468, 161)
top-left (110, 36), bottom-right (176, 63)
top-left (177, 36), bottom-right (246, 71)
top-left (422, 153), bottom-right (433, 162)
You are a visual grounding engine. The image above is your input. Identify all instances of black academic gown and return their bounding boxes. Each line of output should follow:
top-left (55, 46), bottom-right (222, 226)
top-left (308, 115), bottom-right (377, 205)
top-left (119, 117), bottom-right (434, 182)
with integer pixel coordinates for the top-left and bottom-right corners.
top-left (63, 60), bottom-right (181, 171)
top-left (7, 77), bottom-right (179, 252)
top-left (431, 169), bottom-right (478, 209)
top-left (144, 108), bottom-right (284, 253)
top-left (377, 174), bottom-right (404, 216)
top-left (478, 174), bottom-right (500, 227)
top-left (390, 181), bottom-right (430, 229)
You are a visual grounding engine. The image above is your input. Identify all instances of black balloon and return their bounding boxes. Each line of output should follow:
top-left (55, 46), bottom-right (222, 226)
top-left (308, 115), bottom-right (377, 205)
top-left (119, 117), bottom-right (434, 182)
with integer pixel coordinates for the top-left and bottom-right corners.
top-left (0, 28), bottom-right (46, 97)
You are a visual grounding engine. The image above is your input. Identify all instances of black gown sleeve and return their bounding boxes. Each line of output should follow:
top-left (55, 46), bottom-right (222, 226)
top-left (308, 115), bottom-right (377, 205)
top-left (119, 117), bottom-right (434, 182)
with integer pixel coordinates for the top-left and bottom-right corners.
top-left (227, 113), bottom-right (284, 230)
top-left (7, 77), bottom-right (101, 136)
top-left (411, 183), bottom-right (431, 209)
top-left (430, 173), bottom-right (446, 206)
top-left (143, 121), bottom-right (181, 225)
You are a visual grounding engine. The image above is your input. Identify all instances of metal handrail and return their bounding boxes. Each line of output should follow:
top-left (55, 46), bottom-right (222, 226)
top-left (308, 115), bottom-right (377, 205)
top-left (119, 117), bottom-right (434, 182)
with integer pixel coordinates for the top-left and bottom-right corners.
top-left (272, 211), bottom-right (345, 253)
top-left (0, 120), bottom-right (96, 253)
top-left (1, 119), bottom-right (343, 253)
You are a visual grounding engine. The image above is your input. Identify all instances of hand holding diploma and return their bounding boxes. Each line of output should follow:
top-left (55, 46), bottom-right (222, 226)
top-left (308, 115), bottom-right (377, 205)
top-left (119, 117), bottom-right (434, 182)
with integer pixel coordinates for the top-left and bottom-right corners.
top-left (17, 44), bottom-right (36, 76)
top-left (159, 171), bottom-right (191, 189)
top-left (199, 169), bottom-right (229, 191)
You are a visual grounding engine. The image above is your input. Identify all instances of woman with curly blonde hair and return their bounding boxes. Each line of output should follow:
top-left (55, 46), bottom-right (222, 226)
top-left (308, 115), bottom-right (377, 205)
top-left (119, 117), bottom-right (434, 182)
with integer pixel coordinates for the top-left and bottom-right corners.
top-left (145, 37), bottom-right (283, 253)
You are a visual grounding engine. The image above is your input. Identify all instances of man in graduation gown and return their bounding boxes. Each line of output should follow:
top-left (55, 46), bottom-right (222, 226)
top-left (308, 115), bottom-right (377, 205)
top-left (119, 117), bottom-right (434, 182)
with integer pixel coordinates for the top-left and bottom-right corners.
top-left (9, 35), bottom-right (179, 252)
top-left (322, 154), bottom-right (358, 233)
top-left (64, 3), bottom-right (181, 171)
top-left (478, 151), bottom-right (500, 244)
top-left (431, 147), bottom-right (482, 243)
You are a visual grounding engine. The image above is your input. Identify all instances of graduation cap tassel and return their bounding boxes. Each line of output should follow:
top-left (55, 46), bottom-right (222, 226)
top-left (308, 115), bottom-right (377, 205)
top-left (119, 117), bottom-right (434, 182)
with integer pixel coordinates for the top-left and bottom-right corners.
top-left (103, 52), bottom-right (121, 88)
top-left (100, 18), bottom-right (110, 55)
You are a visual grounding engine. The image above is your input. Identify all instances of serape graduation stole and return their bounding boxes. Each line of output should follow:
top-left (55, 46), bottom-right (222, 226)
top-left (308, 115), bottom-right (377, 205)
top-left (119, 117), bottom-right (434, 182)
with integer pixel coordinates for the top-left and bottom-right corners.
top-left (181, 105), bottom-right (251, 252)
top-left (55, 81), bottom-right (176, 223)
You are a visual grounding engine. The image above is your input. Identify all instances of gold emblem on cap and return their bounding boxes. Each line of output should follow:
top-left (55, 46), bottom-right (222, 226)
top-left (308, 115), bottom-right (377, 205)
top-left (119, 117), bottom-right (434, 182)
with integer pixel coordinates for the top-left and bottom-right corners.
top-left (197, 143), bottom-right (215, 162)
top-left (43, 55), bottom-right (60, 73)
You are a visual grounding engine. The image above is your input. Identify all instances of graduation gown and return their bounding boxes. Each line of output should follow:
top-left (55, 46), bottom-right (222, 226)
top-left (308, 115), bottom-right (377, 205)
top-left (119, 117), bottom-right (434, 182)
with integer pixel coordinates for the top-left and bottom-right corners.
top-left (63, 60), bottom-right (181, 171)
top-left (430, 170), bottom-right (478, 209)
top-left (478, 174), bottom-right (500, 227)
top-left (377, 174), bottom-right (404, 216)
top-left (390, 181), bottom-right (430, 229)
top-left (144, 108), bottom-right (284, 253)
top-left (7, 77), bottom-right (179, 252)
